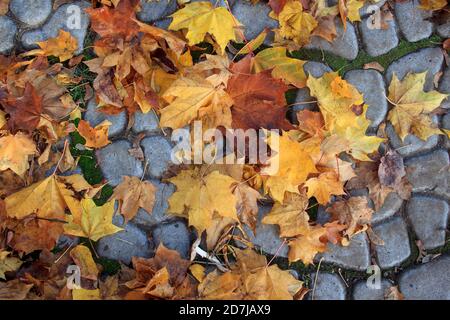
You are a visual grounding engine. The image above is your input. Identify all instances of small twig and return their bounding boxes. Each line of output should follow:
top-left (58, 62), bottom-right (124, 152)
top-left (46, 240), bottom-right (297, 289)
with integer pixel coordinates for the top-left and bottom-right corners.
top-left (141, 160), bottom-right (149, 181)
top-left (267, 238), bottom-right (287, 267)
top-left (286, 100), bottom-right (318, 108)
top-left (89, 238), bottom-right (99, 259)
top-left (311, 257), bottom-right (324, 301)
top-left (54, 241), bottom-right (74, 264)
top-left (52, 140), bottom-right (69, 176)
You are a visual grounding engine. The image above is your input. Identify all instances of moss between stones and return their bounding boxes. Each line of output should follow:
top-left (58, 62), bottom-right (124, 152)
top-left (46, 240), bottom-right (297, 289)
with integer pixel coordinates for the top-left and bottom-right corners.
top-left (290, 34), bottom-right (444, 76)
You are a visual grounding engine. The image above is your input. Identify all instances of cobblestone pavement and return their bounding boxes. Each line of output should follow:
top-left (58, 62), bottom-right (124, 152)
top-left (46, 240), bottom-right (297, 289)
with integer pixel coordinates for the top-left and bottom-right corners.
top-left (2, 0), bottom-right (450, 300)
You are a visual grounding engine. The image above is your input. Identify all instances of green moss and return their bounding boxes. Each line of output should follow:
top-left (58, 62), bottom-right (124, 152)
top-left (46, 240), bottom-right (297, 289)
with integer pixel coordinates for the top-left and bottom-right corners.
top-left (290, 34), bottom-right (444, 76)
top-left (69, 126), bottom-right (112, 206)
top-left (96, 257), bottom-right (122, 275)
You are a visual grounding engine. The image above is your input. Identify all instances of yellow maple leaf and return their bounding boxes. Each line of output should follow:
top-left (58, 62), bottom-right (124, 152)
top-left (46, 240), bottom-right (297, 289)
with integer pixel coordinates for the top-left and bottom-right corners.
top-left (270, 0), bottom-right (318, 47)
top-left (305, 171), bottom-right (345, 205)
top-left (338, 0), bottom-right (364, 27)
top-left (307, 71), bottom-right (364, 126)
top-left (72, 288), bottom-right (101, 300)
top-left (253, 47), bottom-right (307, 88)
top-left (169, 1), bottom-right (241, 54)
top-left (167, 168), bottom-right (238, 233)
top-left (64, 198), bottom-right (123, 241)
top-left (4, 174), bottom-right (90, 220)
top-left (24, 30), bottom-right (78, 62)
top-left (0, 133), bottom-right (36, 177)
top-left (112, 176), bottom-right (156, 222)
top-left (262, 131), bottom-right (317, 203)
top-left (77, 119), bottom-right (112, 149)
top-left (0, 110), bottom-right (6, 129)
top-left (0, 250), bottom-right (22, 280)
top-left (262, 192), bottom-right (310, 237)
top-left (236, 28), bottom-right (269, 55)
top-left (160, 74), bottom-right (233, 129)
top-left (288, 226), bottom-right (328, 264)
top-left (387, 72), bottom-right (448, 141)
top-left (329, 105), bottom-right (385, 161)
top-left (70, 245), bottom-right (99, 281)
top-left (419, 0), bottom-right (447, 10)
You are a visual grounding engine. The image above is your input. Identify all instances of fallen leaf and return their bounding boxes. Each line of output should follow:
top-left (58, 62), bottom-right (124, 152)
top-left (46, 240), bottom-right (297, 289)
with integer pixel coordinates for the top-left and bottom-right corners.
top-left (253, 47), bottom-right (307, 88)
top-left (112, 176), bottom-right (156, 221)
top-left (0, 250), bottom-right (22, 280)
top-left (5, 174), bottom-right (91, 221)
top-left (0, 280), bottom-right (33, 300)
top-left (168, 168), bottom-right (238, 233)
top-left (234, 183), bottom-right (262, 233)
top-left (0, 132), bottom-right (36, 177)
top-left (64, 198), bottom-right (123, 241)
top-left (77, 119), bottom-right (112, 149)
top-left (387, 72), bottom-right (448, 141)
top-left (262, 131), bottom-right (317, 203)
top-left (70, 245), bottom-right (99, 281)
top-left (72, 288), bottom-right (101, 300)
top-left (363, 61), bottom-right (385, 72)
top-left (160, 74), bottom-right (233, 129)
top-left (326, 196), bottom-right (373, 238)
top-left (169, 1), bottom-right (241, 54)
top-left (24, 30), bottom-right (78, 62)
top-left (1, 82), bottom-right (43, 133)
top-left (227, 55), bottom-right (292, 130)
top-left (305, 171), bottom-right (345, 205)
top-left (288, 226), bottom-right (328, 264)
top-left (235, 29), bottom-right (269, 55)
top-left (271, 0), bottom-right (318, 47)
top-left (0, 0), bottom-right (9, 15)
top-left (419, 0), bottom-right (447, 10)
top-left (262, 192), bottom-right (310, 237)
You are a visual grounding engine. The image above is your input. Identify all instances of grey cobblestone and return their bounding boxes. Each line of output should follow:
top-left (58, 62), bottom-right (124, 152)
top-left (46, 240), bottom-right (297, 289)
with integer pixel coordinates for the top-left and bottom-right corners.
top-left (371, 193), bottom-right (403, 224)
top-left (437, 22), bottom-right (450, 38)
top-left (405, 149), bottom-right (450, 198)
top-left (352, 279), bottom-right (393, 300)
top-left (21, 1), bottom-right (90, 54)
top-left (406, 196), bottom-right (449, 249)
top-left (394, 0), bottom-right (433, 42)
top-left (399, 255), bottom-right (450, 300)
top-left (132, 111), bottom-right (160, 135)
top-left (359, 15), bottom-right (399, 57)
top-left (231, 0), bottom-right (278, 41)
top-left (151, 220), bottom-right (191, 259)
top-left (344, 69), bottom-right (388, 129)
top-left (238, 205), bottom-right (289, 258)
top-left (137, 0), bottom-right (178, 23)
top-left (141, 136), bottom-right (173, 179)
top-left (97, 215), bottom-right (153, 264)
top-left (96, 140), bottom-right (144, 187)
top-left (440, 67), bottom-right (450, 109)
top-left (305, 19), bottom-right (359, 60)
top-left (0, 16), bottom-right (17, 54)
top-left (10, 0), bottom-right (52, 26)
top-left (373, 217), bottom-right (411, 269)
top-left (315, 233), bottom-right (371, 271)
top-left (308, 272), bottom-right (347, 300)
